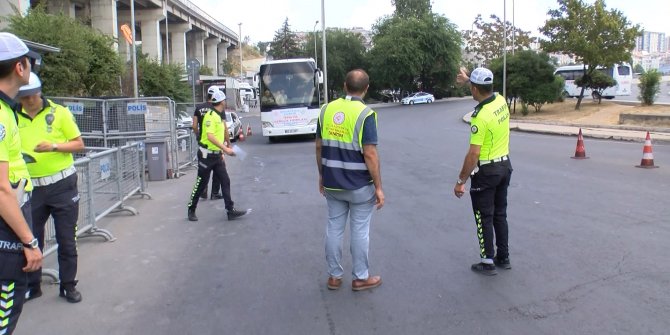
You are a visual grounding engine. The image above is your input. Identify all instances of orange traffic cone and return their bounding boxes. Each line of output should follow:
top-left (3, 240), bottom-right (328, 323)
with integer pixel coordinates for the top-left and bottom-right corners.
top-left (246, 123), bottom-right (252, 136)
top-left (636, 132), bottom-right (658, 168)
top-left (571, 128), bottom-right (589, 159)
top-left (238, 126), bottom-right (245, 142)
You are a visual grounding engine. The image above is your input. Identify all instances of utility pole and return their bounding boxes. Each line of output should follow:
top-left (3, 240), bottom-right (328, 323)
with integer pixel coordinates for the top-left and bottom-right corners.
top-left (503, 0), bottom-right (507, 98)
top-left (238, 23), bottom-right (243, 79)
top-left (130, 0), bottom-right (138, 97)
top-left (313, 20), bottom-right (319, 65)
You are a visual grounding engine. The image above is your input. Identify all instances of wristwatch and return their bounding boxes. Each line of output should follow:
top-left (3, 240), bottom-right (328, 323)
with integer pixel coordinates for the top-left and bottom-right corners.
top-left (23, 238), bottom-right (39, 249)
top-left (456, 178), bottom-right (465, 185)
top-left (51, 143), bottom-right (58, 152)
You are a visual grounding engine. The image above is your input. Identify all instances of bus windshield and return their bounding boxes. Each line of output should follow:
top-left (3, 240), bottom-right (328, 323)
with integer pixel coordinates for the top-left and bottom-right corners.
top-left (259, 62), bottom-right (318, 112)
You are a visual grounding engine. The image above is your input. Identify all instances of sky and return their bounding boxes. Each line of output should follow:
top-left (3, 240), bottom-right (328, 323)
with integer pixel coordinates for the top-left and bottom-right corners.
top-left (197, 0), bottom-right (669, 43)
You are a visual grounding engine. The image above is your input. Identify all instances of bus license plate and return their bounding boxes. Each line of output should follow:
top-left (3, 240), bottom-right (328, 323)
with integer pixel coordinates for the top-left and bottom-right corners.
top-left (285, 129), bottom-right (298, 134)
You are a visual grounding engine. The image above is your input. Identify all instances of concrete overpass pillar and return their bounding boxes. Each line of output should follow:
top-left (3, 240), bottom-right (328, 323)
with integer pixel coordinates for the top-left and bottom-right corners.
top-left (217, 42), bottom-right (230, 75)
top-left (204, 38), bottom-right (220, 74)
top-left (192, 32), bottom-right (207, 66)
top-left (90, 0), bottom-right (118, 49)
top-left (136, 9), bottom-right (166, 62)
top-left (170, 23), bottom-right (191, 67)
top-left (47, 0), bottom-right (75, 17)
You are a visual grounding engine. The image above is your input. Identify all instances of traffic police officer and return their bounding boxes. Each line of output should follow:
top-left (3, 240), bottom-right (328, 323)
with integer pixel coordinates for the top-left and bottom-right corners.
top-left (187, 90), bottom-right (248, 222)
top-left (17, 72), bottom-right (84, 303)
top-left (454, 67), bottom-right (513, 276)
top-left (0, 32), bottom-right (42, 335)
top-left (193, 85), bottom-right (223, 200)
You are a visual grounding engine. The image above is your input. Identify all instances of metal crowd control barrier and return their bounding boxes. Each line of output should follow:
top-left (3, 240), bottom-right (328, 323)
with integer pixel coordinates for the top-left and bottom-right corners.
top-left (49, 96), bottom-right (186, 178)
top-left (41, 142), bottom-right (151, 283)
top-left (175, 129), bottom-right (198, 175)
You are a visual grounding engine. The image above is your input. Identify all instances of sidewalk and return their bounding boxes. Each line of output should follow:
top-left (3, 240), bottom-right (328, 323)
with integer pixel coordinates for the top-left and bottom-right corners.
top-left (463, 111), bottom-right (670, 143)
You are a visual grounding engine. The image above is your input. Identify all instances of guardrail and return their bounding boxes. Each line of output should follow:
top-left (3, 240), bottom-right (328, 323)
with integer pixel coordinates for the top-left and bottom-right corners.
top-left (175, 128), bottom-right (198, 175)
top-left (41, 142), bottom-right (151, 282)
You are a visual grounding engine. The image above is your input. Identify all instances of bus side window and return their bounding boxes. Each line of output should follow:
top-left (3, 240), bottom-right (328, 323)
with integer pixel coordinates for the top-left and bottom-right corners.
top-left (618, 66), bottom-right (631, 76)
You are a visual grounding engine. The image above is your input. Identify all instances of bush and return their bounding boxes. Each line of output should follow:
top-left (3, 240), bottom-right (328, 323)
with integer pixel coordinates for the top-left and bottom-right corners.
top-left (638, 69), bottom-right (661, 106)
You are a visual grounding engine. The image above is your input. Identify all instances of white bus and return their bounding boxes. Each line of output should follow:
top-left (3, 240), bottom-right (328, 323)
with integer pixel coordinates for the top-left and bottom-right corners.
top-left (253, 58), bottom-right (323, 142)
top-left (554, 63), bottom-right (632, 99)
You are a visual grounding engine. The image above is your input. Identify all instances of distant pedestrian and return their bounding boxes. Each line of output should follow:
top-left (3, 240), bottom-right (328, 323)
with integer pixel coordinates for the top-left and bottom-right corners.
top-left (0, 32), bottom-right (43, 335)
top-left (17, 72), bottom-right (85, 303)
top-left (187, 90), bottom-right (249, 222)
top-left (193, 85), bottom-right (223, 200)
top-left (316, 69), bottom-right (384, 291)
top-left (454, 67), bottom-right (513, 276)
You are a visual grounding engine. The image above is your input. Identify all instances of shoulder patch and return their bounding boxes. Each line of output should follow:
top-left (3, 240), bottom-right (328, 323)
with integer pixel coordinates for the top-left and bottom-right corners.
top-left (0, 123), bottom-right (5, 142)
top-left (205, 120), bottom-right (211, 127)
top-left (471, 125), bottom-right (479, 134)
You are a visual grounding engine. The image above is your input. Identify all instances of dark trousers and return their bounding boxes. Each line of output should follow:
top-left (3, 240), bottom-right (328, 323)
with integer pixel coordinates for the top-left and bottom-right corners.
top-left (0, 203), bottom-right (32, 335)
top-left (210, 171), bottom-right (221, 195)
top-left (469, 160), bottom-right (513, 260)
top-left (188, 151), bottom-right (234, 211)
top-left (28, 173), bottom-right (79, 288)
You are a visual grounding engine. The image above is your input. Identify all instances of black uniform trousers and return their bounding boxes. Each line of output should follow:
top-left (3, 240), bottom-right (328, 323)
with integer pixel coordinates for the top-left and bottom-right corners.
top-left (28, 173), bottom-right (79, 288)
top-left (0, 202), bottom-right (32, 335)
top-left (188, 151), bottom-right (234, 211)
top-left (469, 159), bottom-right (513, 261)
top-left (209, 170), bottom-right (221, 195)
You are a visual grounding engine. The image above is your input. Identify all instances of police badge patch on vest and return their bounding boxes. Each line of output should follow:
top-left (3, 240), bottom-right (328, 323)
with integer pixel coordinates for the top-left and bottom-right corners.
top-left (45, 111), bottom-right (55, 133)
top-left (0, 123), bottom-right (5, 141)
top-left (471, 125), bottom-right (479, 134)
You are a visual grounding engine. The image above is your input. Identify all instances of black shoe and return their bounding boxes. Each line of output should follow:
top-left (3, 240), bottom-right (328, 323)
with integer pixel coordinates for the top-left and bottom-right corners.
top-left (494, 257), bottom-right (512, 270)
top-left (227, 208), bottom-right (249, 220)
top-left (471, 262), bottom-right (497, 276)
top-left (59, 282), bottom-right (82, 303)
top-left (200, 192), bottom-right (208, 200)
top-left (188, 209), bottom-right (198, 221)
top-left (25, 287), bottom-right (42, 302)
top-left (210, 193), bottom-right (224, 200)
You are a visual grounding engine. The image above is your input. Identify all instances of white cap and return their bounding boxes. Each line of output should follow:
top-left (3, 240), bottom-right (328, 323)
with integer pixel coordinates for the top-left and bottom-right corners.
top-left (470, 67), bottom-right (494, 85)
top-left (207, 85), bottom-right (221, 95)
top-left (0, 32), bottom-right (39, 61)
top-left (211, 90), bottom-right (226, 103)
top-left (17, 72), bottom-right (42, 97)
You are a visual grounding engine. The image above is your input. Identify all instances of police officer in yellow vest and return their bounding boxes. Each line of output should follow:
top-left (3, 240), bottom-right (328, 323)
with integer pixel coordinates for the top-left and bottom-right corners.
top-left (17, 72), bottom-right (84, 302)
top-left (0, 32), bottom-right (43, 335)
top-left (454, 67), bottom-right (513, 276)
top-left (316, 69), bottom-right (384, 291)
top-left (187, 90), bottom-right (249, 221)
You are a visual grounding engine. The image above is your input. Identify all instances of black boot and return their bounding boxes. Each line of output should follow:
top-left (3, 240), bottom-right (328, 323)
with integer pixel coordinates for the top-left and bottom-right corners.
top-left (200, 191), bottom-right (208, 200)
top-left (188, 209), bottom-right (198, 221)
top-left (25, 285), bottom-right (42, 302)
top-left (210, 193), bottom-right (224, 200)
top-left (59, 281), bottom-right (82, 303)
top-left (227, 208), bottom-right (249, 220)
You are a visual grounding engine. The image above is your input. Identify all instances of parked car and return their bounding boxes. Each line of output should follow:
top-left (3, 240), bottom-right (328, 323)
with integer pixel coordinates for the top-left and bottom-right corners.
top-left (401, 92), bottom-right (434, 105)
top-left (176, 111), bottom-right (193, 136)
top-left (226, 111), bottom-right (242, 142)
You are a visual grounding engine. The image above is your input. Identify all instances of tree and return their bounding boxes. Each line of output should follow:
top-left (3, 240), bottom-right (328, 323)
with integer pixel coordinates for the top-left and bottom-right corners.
top-left (638, 69), bottom-right (661, 105)
top-left (369, 13), bottom-right (462, 96)
top-left (7, 5), bottom-right (123, 96)
top-left (463, 14), bottom-right (535, 66)
top-left (256, 41), bottom-right (270, 55)
top-left (633, 63), bottom-right (645, 74)
top-left (269, 18), bottom-right (301, 59)
top-left (136, 51), bottom-right (191, 102)
top-left (490, 50), bottom-right (563, 113)
top-left (199, 65), bottom-right (214, 76)
top-left (393, 0), bottom-right (431, 19)
top-left (575, 70), bottom-right (616, 103)
top-left (540, 0), bottom-right (640, 109)
top-left (305, 29), bottom-right (367, 98)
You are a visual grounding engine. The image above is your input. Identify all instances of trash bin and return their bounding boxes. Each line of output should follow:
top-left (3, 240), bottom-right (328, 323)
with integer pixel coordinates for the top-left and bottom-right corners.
top-left (145, 138), bottom-right (168, 181)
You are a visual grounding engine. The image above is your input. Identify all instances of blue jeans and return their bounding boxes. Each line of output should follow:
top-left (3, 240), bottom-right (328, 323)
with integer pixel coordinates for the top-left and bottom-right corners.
top-left (324, 184), bottom-right (376, 280)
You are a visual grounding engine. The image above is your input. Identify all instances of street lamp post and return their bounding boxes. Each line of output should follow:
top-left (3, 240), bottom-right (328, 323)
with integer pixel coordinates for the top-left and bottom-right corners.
top-left (313, 20), bottom-right (319, 65)
top-left (130, 0), bottom-right (138, 97)
top-left (503, 0), bottom-right (507, 98)
top-left (238, 23), bottom-right (243, 79)
top-left (321, 0), bottom-right (328, 103)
